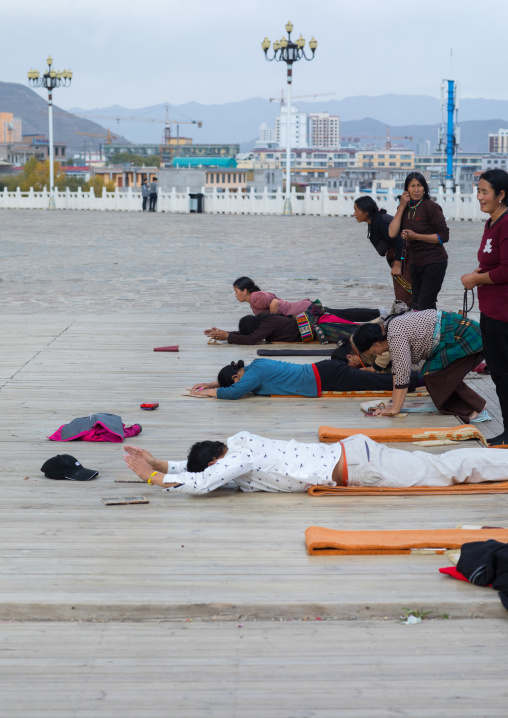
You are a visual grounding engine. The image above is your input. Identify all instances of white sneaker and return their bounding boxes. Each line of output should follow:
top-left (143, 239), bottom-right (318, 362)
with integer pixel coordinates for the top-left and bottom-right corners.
top-left (470, 409), bottom-right (493, 423)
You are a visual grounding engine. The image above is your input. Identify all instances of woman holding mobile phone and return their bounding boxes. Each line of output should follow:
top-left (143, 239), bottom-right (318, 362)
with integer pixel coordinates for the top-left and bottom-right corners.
top-left (389, 172), bottom-right (449, 310)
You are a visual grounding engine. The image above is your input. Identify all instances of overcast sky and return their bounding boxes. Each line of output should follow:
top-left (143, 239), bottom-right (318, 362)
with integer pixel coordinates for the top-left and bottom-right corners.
top-left (8, 0), bottom-right (507, 111)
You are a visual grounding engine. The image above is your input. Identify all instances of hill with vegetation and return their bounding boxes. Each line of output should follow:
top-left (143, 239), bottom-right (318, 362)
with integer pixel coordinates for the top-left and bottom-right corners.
top-left (0, 81), bottom-right (128, 154)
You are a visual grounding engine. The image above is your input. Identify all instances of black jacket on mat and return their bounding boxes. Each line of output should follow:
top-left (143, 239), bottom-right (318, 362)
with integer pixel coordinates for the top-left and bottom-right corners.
top-left (457, 540), bottom-right (508, 612)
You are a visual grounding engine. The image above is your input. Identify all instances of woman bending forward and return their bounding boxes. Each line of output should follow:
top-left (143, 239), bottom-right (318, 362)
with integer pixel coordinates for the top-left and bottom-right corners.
top-left (352, 310), bottom-right (487, 422)
top-left (354, 195), bottom-right (411, 307)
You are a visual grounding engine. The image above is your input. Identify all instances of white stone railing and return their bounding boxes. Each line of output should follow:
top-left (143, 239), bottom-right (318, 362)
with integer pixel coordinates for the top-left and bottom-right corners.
top-left (202, 186), bottom-right (483, 221)
top-left (0, 186), bottom-right (190, 212)
top-left (0, 185), bottom-right (484, 220)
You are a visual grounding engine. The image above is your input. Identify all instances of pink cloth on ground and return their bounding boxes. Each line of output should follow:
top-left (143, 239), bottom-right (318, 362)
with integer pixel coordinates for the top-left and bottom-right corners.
top-left (317, 313), bottom-right (359, 326)
top-left (48, 422), bottom-right (142, 443)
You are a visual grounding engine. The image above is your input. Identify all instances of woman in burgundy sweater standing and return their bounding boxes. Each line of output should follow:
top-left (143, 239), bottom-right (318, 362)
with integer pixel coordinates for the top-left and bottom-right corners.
top-left (461, 169), bottom-right (508, 446)
top-left (389, 172), bottom-right (449, 310)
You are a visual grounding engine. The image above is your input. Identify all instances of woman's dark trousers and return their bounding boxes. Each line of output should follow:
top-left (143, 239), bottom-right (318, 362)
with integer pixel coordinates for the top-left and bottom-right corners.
top-left (480, 314), bottom-right (508, 431)
top-left (410, 260), bottom-right (447, 310)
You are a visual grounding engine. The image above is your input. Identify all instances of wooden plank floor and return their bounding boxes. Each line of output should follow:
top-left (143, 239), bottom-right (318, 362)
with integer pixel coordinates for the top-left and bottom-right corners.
top-left (0, 312), bottom-right (506, 621)
top-left (1, 212), bottom-right (507, 716)
top-left (1, 619), bottom-right (507, 717)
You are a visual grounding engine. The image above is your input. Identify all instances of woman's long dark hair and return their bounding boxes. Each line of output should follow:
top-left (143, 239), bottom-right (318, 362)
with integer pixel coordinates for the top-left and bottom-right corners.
top-left (238, 314), bottom-right (265, 335)
top-left (404, 171), bottom-right (430, 199)
top-left (353, 310), bottom-right (408, 353)
top-left (352, 323), bottom-right (385, 353)
top-left (233, 276), bottom-right (261, 293)
top-left (355, 195), bottom-right (387, 217)
top-left (355, 195), bottom-right (388, 239)
top-left (217, 360), bottom-right (245, 388)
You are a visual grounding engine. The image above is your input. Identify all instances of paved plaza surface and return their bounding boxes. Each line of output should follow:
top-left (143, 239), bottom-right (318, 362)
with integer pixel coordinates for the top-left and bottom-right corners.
top-left (0, 210), bottom-right (507, 717)
top-left (0, 209), bottom-right (491, 314)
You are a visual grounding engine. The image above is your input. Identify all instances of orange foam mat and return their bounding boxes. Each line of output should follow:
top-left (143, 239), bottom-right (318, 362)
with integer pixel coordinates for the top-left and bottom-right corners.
top-left (271, 390), bottom-right (429, 398)
top-left (307, 481), bottom-right (508, 497)
top-left (305, 526), bottom-right (508, 555)
top-left (318, 424), bottom-right (487, 446)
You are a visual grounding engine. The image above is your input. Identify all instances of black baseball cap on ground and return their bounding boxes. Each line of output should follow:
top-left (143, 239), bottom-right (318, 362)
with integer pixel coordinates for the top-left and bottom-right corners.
top-left (41, 454), bottom-right (99, 481)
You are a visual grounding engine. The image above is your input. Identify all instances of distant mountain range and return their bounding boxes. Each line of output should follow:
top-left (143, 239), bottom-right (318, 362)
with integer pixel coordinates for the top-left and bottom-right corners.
top-left (71, 95), bottom-right (508, 154)
top-left (2, 81), bottom-right (508, 156)
top-left (299, 95), bottom-right (508, 125)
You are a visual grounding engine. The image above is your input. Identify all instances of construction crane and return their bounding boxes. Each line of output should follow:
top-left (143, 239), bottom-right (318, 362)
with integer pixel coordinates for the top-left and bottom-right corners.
top-left (75, 131), bottom-right (120, 164)
top-left (76, 129), bottom-right (119, 144)
top-left (76, 104), bottom-right (202, 145)
top-left (341, 127), bottom-right (413, 150)
top-left (383, 127), bottom-right (413, 150)
top-left (269, 91), bottom-right (336, 106)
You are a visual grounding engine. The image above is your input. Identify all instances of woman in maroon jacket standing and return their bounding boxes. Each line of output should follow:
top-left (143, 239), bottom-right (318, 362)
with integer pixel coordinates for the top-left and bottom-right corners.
top-left (462, 169), bottom-right (508, 446)
top-left (389, 172), bottom-right (449, 310)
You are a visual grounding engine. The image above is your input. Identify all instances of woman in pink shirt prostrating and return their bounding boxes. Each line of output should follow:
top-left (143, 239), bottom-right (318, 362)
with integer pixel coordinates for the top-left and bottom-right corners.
top-left (232, 276), bottom-right (381, 322)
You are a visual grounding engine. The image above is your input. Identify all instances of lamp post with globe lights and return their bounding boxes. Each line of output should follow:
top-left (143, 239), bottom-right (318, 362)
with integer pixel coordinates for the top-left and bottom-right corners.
top-left (28, 57), bottom-right (73, 209)
top-left (262, 22), bottom-right (317, 214)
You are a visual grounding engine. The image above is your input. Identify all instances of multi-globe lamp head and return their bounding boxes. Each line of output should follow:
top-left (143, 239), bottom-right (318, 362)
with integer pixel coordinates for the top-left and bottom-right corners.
top-left (27, 56), bottom-right (73, 88)
top-left (26, 56), bottom-right (73, 209)
top-left (260, 22), bottom-right (318, 215)
top-left (261, 22), bottom-right (317, 62)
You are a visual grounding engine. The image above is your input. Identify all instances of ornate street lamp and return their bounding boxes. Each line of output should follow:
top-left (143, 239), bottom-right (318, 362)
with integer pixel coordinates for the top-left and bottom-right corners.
top-left (262, 22), bottom-right (317, 214)
top-left (28, 57), bottom-right (73, 209)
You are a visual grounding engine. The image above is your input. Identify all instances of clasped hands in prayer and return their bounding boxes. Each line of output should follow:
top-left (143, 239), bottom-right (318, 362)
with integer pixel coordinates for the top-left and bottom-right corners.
top-left (204, 327), bottom-right (228, 341)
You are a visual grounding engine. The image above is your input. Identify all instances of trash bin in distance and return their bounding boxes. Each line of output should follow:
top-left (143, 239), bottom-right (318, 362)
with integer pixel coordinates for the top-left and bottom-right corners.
top-left (189, 193), bottom-right (204, 213)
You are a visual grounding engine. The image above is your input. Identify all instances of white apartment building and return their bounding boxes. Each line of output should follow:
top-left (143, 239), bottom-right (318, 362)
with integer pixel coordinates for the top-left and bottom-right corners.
top-left (276, 105), bottom-right (309, 148)
top-left (308, 112), bottom-right (340, 149)
top-left (252, 147), bottom-right (352, 171)
top-left (259, 108), bottom-right (341, 151)
top-left (258, 122), bottom-right (277, 145)
top-left (356, 150), bottom-right (414, 170)
top-left (482, 155), bottom-right (508, 172)
top-left (488, 129), bottom-right (508, 153)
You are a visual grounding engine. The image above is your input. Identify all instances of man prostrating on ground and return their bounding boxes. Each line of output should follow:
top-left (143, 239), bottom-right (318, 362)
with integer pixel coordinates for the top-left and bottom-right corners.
top-left (123, 432), bottom-right (508, 494)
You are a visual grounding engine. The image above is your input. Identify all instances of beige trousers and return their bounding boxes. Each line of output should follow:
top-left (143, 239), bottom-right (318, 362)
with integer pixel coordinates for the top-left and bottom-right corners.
top-left (342, 434), bottom-right (508, 488)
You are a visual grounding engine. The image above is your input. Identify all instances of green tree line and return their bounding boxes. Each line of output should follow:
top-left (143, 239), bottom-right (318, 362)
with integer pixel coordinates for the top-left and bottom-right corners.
top-left (0, 158), bottom-right (115, 193)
